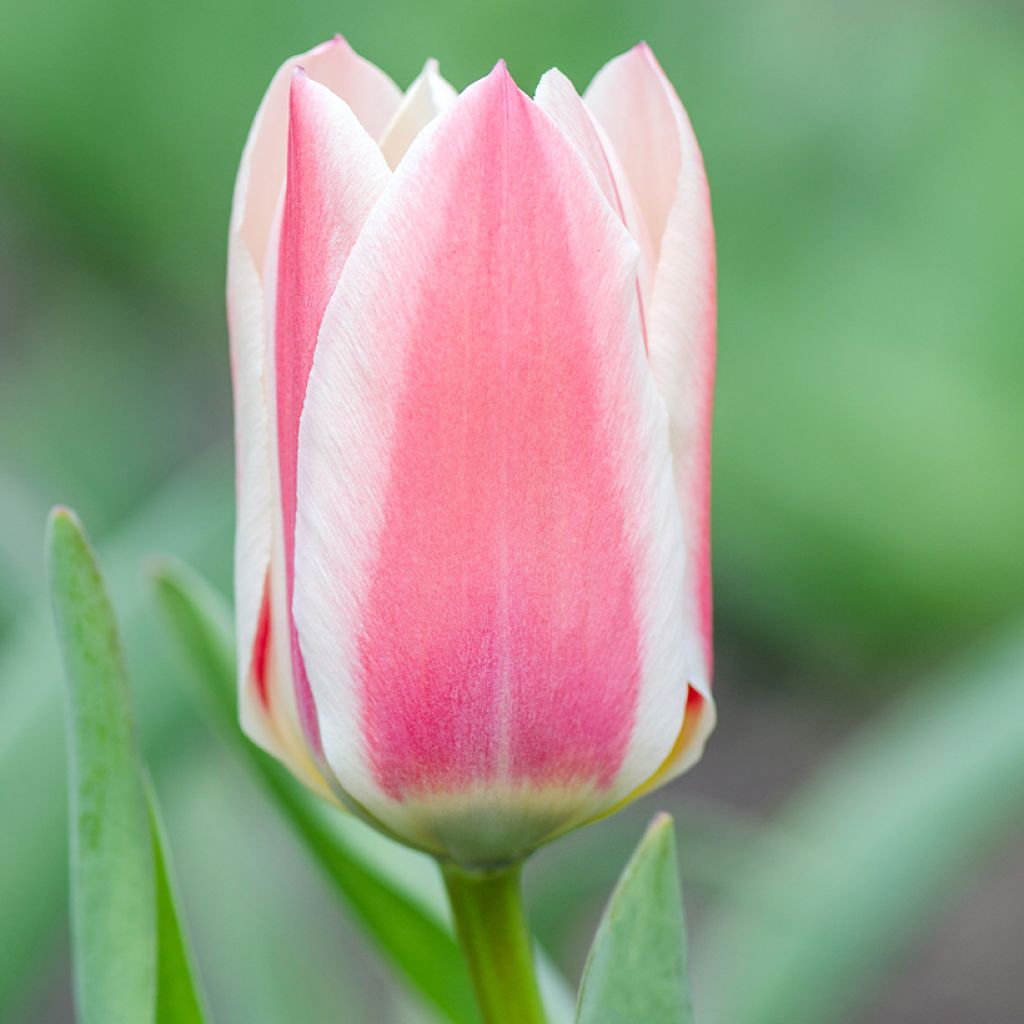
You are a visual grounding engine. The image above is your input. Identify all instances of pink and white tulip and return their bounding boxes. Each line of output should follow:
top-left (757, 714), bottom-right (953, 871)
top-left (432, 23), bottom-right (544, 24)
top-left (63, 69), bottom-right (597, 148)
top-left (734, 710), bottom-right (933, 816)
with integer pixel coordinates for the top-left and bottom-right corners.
top-left (228, 36), bottom-right (716, 866)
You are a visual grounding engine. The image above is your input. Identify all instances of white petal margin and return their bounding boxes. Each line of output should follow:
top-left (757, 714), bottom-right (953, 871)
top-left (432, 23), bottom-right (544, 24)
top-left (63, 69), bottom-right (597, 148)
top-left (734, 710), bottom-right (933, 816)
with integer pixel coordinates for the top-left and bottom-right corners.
top-left (292, 68), bottom-right (696, 856)
top-left (587, 44), bottom-right (717, 778)
top-left (226, 238), bottom-right (276, 756)
top-left (379, 59), bottom-right (458, 169)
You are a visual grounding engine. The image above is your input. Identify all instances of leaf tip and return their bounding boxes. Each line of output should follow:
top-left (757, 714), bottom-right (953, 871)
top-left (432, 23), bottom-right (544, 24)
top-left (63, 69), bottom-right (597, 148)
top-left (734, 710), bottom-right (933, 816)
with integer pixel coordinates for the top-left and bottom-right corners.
top-left (45, 504), bottom-right (96, 593)
top-left (643, 812), bottom-right (677, 848)
top-left (46, 503), bottom-right (82, 547)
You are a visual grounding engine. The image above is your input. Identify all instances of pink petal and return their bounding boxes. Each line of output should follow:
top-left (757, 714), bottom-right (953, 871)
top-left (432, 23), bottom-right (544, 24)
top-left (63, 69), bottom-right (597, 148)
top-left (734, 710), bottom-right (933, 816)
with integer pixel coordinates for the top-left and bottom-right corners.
top-left (228, 237), bottom-right (333, 796)
top-left (232, 36), bottom-right (401, 278)
top-left (294, 64), bottom-right (693, 861)
top-left (379, 59), bottom-right (458, 169)
top-left (226, 234), bottom-right (330, 793)
top-left (228, 36), bottom-right (397, 778)
top-left (588, 44), bottom-right (716, 771)
top-left (273, 70), bottom-right (391, 751)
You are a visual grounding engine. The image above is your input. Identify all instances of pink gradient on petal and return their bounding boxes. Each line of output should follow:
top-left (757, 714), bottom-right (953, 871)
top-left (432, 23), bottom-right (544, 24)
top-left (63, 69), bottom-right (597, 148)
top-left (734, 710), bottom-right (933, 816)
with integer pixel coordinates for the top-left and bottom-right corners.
top-left (251, 574), bottom-right (273, 710)
top-left (355, 66), bottom-right (645, 798)
top-left (275, 71), bottom-right (389, 749)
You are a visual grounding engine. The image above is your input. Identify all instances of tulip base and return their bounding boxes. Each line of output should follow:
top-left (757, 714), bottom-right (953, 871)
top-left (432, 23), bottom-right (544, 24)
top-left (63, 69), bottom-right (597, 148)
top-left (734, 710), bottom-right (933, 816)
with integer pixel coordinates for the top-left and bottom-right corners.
top-left (442, 861), bottom-right (547, 1024)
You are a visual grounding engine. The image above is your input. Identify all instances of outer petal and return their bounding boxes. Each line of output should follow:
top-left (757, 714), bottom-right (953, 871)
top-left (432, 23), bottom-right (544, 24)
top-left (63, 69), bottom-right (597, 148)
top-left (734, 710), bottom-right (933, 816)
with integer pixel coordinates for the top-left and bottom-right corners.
top-left (379, 59), bottom-right (458, 169)
top-left (534, 68), bottom-right (656, 306)
top-left (293, 64), bottom-right (696, 864)
top-left (228, 37), bottom-right (395, 787)
top-left (586, 44), bottom-right (717, 776)
top-left (227, 238), bottom-right (277, 753)
top-left (271, 72), bottom-right (392, 755)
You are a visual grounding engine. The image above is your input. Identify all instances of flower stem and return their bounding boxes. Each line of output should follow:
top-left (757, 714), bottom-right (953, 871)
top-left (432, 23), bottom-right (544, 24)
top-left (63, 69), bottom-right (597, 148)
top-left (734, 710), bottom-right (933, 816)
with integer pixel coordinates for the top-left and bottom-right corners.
top-left (442, 861), bottom-right (547, 1024)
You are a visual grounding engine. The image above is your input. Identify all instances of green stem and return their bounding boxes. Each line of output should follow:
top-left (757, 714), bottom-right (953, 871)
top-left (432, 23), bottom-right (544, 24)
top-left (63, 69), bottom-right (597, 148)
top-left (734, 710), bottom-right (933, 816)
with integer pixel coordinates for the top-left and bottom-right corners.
top-left (442, 862), bottom-right (547, 1024)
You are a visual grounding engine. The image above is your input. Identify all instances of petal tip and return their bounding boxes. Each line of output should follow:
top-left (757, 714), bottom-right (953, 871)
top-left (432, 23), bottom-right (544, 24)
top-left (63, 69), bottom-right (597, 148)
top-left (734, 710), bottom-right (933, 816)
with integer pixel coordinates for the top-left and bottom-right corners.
top-left (306, 33), bottom-right (350, 59)
top-left (488, 58), bottom-right (515, 85)
top-left (631, 41), bottom-right (668, 80)
top-left (535, 66), bottom-right (571, 93)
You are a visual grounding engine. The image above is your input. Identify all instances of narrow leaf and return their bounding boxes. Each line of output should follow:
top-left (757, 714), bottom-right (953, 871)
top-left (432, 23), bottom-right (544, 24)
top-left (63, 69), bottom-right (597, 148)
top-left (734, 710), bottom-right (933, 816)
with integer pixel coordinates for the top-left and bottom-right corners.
top-left (47, 508), bottom-right (207, 1024)
top-left (149, 783), bottom-right (209, 1024)
top-left (577, 813), bottom-right (694, 1024)
top-left (0, 449), bottom-right (230, 1018)
top-left (47, 507), bottom-right (157, 1024)
top-left (151, 558), bottom-right (482, 1024)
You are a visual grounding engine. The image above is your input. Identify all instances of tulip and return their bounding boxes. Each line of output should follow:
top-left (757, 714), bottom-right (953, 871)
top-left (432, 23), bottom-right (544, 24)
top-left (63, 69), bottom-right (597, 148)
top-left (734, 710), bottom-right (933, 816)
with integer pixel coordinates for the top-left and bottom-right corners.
top-left (227, 36), bottom-right (715, 873)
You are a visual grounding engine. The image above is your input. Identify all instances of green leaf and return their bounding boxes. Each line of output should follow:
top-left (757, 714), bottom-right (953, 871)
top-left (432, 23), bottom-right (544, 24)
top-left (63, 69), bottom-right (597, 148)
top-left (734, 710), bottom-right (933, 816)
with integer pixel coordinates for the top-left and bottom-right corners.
top-left (0, 448), bottom-right (231, 1017)
top-left (47, 507), bottom-right (157, 1023)
top-left (151, 558), bottom-right (482, 1024)
top-left (527, 800), bottom-right (756, 956)
top-left (576, 814), bottom-right (694, 1024)
top-left (697, 627), bottom-right (1024, 1024)
top-left (46, 508), bottom-right (207, 1024)
top-left (148, 783), bottom-right (208, 1024)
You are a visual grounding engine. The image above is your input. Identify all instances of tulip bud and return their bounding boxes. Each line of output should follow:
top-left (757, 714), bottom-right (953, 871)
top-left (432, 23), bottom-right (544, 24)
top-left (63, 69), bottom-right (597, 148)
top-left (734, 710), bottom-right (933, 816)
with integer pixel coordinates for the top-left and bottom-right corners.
top-left (228, 36), bottom-right (715, 867)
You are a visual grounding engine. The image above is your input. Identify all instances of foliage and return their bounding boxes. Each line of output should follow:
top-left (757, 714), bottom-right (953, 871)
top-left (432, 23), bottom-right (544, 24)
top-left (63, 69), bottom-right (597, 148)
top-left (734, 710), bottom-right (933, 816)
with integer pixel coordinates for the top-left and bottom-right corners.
top-left (47, 509), bottom-right (207, 1023)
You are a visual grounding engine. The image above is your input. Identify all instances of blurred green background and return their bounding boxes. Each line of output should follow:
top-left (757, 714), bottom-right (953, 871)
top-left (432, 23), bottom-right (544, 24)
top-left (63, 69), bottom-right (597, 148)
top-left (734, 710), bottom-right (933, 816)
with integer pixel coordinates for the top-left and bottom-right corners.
top-left (2, 0), bottom-right (1022, 1022)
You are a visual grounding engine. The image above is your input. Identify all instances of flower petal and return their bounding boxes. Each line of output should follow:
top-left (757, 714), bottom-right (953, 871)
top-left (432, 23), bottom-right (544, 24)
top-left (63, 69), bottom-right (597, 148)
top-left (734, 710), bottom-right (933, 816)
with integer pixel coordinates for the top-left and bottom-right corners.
top-left (588, 44), bottom-right (716, 772)
top-left (584, 43), bottom-right (683, 260)
top-left (272, 70), bottom-right (392, 753)
top-left (227, 238), bottom-right (278, 749)
top-left (294, 64), bottom-right (694, 862)
top-left (379, 59), bottom-right (458, 169)
top-left (232, 36), bottom-right (401, 278)
top-left (229, 36), bottom-right (398, 777)
top-left (534, 68), bottom-right (656, 301)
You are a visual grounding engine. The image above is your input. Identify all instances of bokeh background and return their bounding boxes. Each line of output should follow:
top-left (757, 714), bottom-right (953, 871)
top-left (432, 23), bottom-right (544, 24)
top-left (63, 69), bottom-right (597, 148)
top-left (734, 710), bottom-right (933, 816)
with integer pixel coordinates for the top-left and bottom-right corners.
top-left (2, 0), bottom-right (1023, 1021)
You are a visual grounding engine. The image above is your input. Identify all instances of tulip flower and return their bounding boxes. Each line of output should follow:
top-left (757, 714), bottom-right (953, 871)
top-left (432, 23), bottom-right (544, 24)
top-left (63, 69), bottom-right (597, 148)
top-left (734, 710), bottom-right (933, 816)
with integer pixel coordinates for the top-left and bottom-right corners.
top-left (228, 36), bottom-right (715, 873)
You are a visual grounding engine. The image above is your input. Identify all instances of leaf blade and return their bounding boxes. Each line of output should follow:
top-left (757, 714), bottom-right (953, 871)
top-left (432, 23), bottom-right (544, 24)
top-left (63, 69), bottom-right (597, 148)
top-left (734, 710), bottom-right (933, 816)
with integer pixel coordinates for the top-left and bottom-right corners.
top-left (47, 507), bottom-right (157, 1024)
top-left (47, 509), bottom-right (209, 1024)
top-left (0, 450), bottom-right (233, 1018)
top-left (576, 813), bottom-right (694, 1024)
top-left (149, 781), bottom-right (209, 1024)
